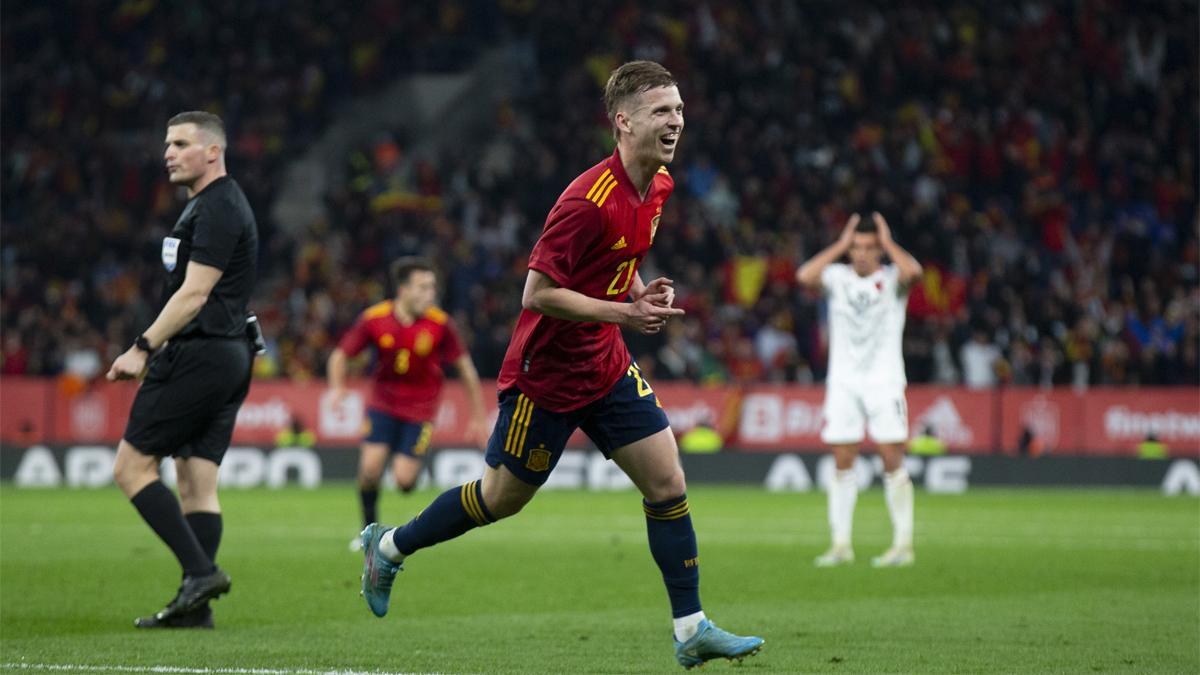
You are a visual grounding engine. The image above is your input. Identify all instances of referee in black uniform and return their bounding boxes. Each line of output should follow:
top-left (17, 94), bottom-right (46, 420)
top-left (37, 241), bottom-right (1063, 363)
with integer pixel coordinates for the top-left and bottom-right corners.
top-left (108, 111), bottom-right (258, 629)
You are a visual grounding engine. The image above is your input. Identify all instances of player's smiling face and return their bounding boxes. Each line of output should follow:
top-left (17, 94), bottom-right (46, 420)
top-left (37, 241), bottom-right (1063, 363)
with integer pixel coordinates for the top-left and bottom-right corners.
top-left (626, 85), bottom-right (684, 165)
top-left (163, 123), bottom-right (215, 187)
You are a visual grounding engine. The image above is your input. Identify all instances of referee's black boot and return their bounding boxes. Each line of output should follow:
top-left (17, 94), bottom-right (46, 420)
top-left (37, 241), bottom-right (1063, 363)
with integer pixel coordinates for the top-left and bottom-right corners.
top-left (175, 566), bottom-right (232, 612)
top-left (135, 602), bottom-right (214, 629)
top-left (137, 566), bottom-right (231, 627)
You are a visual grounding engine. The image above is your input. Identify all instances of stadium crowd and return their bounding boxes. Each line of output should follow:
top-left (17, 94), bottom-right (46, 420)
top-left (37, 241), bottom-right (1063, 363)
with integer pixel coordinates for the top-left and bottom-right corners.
top-left (3, 1), bottom-right (1197, 390)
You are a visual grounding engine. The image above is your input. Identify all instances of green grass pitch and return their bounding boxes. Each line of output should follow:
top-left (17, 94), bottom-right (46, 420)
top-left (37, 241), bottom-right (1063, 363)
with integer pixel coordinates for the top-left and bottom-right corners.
top-left (2, 484), bottom-right (1197, 673)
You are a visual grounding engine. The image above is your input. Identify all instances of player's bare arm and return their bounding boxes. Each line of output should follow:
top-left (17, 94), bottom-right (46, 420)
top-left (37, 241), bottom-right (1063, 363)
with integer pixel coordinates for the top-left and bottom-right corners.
top-left (326, 347), bottom-right (351, 407)
top-left (795, 214), bottom-right (861, 289)
top-left (107, 261), bottom-right (223, 381)
top-left (453, 354), bottom-right (490, 450)
top-left (871, 212), bottom-right (923, 287)
top-left (521, 268), bottom-right (683, 335)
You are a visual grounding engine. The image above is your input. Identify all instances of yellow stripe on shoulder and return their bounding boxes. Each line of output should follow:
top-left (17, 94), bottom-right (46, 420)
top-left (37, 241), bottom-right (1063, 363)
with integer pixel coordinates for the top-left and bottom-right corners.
top-left (657, 165), bottom-right (670, 175)
top-left (424, 306), bottom-right (448, 324)
top-left (594, 177), bottom-right (619, 207)
top-left (363, 300), bottom-right (393, 320)
top-left (585, 169), bottom-right (613, 202)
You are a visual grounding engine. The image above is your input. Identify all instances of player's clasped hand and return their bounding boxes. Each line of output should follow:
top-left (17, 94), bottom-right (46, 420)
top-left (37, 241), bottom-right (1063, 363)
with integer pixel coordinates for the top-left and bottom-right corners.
top-left (626, 291), bottom-right (684, 335)
top-left (641, 276), bottom-right (676, 308)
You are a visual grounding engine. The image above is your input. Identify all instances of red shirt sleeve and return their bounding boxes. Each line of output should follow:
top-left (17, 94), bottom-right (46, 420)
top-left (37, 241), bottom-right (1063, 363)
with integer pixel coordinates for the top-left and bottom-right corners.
top-left (527, 199), bottom-right (602, 287)
top-left (337, 317), bottom-right (372, 357)
top-left (438, 320), bottom-right (466, 364)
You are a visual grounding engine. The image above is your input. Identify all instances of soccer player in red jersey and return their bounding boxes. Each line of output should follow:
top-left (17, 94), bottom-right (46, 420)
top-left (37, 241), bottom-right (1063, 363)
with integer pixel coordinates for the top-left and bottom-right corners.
top-left (328, 258), bottom-right (488, 544)
top-left (359, 62), bottom-right (763, 668)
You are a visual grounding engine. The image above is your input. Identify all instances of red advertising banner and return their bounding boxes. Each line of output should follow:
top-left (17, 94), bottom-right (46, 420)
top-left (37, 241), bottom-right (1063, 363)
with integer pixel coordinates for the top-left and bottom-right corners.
top-left (1000, 388), bottom-right (1200, 456)
top-left (1081, 389), bottom-right (1200, 454)
top-left (1, 377), bottom-right (1196, 457)
top-left (0, 378), bottom-right (53, 443)
top-left (999, 389), bottom-right (1083, 455)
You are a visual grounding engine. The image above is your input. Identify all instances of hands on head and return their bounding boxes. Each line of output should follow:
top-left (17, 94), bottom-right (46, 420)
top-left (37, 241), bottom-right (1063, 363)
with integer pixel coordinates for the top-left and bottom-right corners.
top-left (871, 211), bottom-right (894, 245)
top-left (836, 213), bottom-right (861, 250)
top-left (838, 212), bottom-right (894, 250)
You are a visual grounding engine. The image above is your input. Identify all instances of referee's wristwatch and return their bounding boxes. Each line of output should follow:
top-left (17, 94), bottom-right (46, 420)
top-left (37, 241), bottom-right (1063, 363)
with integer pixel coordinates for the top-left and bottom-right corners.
top-left (133, 335), bottom-right (154, 354)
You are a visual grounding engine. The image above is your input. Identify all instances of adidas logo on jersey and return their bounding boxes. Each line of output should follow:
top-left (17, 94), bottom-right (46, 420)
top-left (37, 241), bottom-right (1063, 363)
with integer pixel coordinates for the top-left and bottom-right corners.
top-left (611, 236), bottom-right (628, 250)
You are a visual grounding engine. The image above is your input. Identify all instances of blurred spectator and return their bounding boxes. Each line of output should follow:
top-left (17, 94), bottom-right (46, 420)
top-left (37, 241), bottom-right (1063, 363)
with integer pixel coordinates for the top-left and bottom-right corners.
top-left (3, 1), bottom-right (1196, 391)
top-left (961, 329), bottom-right (1002, 390)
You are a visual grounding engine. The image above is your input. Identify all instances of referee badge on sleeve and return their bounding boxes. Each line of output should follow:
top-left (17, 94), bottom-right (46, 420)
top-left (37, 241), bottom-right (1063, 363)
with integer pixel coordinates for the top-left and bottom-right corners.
top-left (162, 237), bottom-right (181, 271)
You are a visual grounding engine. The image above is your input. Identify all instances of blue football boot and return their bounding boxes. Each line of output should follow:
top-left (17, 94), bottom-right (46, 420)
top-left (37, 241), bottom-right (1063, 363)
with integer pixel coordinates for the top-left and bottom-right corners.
top-left (360, 523), bottom-right (402, 617)
top-left (674, 619), bottom-right (764, 669)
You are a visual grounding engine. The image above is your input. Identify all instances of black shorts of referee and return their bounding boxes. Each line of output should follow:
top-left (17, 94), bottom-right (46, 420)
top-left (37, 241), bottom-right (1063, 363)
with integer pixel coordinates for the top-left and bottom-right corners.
top-left (124, 335), bottom-right (253, 463)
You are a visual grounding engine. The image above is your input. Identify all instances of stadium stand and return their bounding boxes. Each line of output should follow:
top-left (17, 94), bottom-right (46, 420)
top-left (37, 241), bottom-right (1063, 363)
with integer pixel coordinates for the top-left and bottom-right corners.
top-left (3, 1), bottom-right (1196, 389)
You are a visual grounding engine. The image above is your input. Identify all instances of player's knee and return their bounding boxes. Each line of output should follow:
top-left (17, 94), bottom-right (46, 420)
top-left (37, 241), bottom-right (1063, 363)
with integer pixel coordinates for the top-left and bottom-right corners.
top-left (832, 446), bottom-right (859, 471)
top-left (357, 452), bottom-right (387, 483)
top-left (879, 445), bottom-right (906, 473)
top-left (484, 490), bottom-right (533, 520)
top-left (643, 470), bottom-right (687, 503)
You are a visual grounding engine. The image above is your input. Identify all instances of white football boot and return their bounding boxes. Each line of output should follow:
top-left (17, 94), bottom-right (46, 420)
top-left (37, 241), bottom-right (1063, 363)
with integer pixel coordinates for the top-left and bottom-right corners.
top-left (813, 546), bottom-right (855, 567)
top-left (870, 546), bottom-right (914, 567)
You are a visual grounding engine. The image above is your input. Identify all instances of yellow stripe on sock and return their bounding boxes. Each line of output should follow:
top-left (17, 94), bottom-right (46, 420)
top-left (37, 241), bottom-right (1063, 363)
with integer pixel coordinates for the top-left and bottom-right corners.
top-left (644, 501), bottom-right (690, 520)
top-left (460, 482), bottom-right (481, 526)
top-left (462, 480), bottom-right (486, 526)
top-left (470, 481), bottom-right (487, 525)
top-left (470, 481), bottom-right (492, 524)
top-left (470, 478), bottom-right (489, 526)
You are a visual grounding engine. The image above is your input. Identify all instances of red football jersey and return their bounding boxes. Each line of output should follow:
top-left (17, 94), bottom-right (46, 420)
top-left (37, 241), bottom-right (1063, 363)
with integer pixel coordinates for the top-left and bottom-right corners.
top-left (498, 148), bottom-right (674, 412)
top-left (338, 302), bottom-right (465, 422)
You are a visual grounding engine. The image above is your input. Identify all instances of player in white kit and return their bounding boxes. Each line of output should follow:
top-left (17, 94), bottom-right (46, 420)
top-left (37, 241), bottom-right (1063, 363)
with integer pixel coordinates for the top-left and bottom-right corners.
top-left (796, 213), bottom-right (923, 567)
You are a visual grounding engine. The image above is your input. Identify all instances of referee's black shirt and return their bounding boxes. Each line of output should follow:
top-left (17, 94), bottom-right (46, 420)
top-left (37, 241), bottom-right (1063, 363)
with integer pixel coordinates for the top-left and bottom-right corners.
top-left (161, 176), bottom-right (258, 338)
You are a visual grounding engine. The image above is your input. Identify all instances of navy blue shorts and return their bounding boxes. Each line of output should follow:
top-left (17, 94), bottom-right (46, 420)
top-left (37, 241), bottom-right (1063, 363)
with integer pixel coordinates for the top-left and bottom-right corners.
top-left (484, 361), bottom-right (670, 486)
top-left (364, 409), bottom-right (433, 457)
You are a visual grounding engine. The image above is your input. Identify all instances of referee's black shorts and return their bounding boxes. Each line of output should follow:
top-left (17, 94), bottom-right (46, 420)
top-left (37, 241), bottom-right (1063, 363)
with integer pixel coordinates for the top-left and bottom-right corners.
top-left (124, 337), bottom-right (253, 464)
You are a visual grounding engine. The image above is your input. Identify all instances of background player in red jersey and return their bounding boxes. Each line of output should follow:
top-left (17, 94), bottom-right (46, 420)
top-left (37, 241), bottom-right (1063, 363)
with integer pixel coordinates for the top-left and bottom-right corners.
top-left (359, 62), bottom-right (763, 669)
top-left (327, 258), bottom-right (488, 547)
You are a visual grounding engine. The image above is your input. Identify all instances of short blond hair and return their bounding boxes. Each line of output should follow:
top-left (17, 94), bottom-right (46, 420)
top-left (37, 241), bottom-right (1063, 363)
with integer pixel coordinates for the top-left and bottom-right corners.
top-left (603, 61), bottom-right (677, 140)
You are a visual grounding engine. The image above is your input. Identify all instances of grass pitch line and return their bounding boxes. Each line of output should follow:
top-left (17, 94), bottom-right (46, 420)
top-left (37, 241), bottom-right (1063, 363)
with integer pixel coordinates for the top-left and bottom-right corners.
top-left (1, 664), bottom-right (425, 675)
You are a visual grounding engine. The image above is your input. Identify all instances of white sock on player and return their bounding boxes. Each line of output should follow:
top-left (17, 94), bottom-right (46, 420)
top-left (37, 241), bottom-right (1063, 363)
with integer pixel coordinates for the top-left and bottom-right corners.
top-left (378, 527), bottom-right (405, 562)
top-left (673, 610), bottom-right (706, 642)
top-left (829, 469), bottom-right (858, 549)
top-left (883, 468), bottom-right (914, 550)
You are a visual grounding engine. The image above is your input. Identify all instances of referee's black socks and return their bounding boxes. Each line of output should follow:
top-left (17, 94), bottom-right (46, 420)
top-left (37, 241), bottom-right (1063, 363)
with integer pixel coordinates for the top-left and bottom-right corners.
top-left (131, 481), bottom-right (215, 577)
top-left (185, 511), bottom-right (223, 564)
